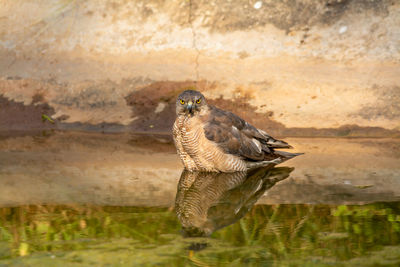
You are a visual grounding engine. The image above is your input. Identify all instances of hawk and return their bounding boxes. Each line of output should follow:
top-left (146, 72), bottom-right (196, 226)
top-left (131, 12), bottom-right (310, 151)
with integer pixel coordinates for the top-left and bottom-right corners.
top-left (173, 90), bottom-right (301, 172)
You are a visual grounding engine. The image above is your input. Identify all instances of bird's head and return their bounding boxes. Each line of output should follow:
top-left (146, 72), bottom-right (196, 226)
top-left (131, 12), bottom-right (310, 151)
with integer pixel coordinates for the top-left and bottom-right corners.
top-left (176, 90), bottom-right (207, 116)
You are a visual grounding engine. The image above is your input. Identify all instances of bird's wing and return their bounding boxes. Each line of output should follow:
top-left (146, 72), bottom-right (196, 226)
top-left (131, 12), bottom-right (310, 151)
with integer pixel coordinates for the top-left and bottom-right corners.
top-left (203, 106), bottom-right (291, 161)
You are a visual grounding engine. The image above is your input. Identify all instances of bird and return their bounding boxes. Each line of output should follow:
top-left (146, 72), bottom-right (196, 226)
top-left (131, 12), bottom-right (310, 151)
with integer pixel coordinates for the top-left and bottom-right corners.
top-left (172, 90), bottom-right (301, 172)
top-left (175, 166), bottom-right (294, 237)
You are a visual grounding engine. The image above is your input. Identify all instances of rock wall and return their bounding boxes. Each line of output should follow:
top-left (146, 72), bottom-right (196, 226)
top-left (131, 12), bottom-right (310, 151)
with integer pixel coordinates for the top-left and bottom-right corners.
top-left (1, 0), bottom-right (399, 136)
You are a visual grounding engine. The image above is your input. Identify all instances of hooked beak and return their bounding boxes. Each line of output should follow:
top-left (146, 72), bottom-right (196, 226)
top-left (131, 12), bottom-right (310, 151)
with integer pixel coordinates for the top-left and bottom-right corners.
top-left (187, 101), bottom-right (193, 114)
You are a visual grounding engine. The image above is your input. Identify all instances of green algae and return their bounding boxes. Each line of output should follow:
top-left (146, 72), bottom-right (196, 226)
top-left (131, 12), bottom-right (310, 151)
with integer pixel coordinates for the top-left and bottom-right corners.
top-left (0, 203), bottom-right (399, 266)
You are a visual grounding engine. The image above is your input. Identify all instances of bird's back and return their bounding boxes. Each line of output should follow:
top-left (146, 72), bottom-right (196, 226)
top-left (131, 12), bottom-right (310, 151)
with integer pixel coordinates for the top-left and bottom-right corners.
top-left (203, 105), bottom-right (298, 162)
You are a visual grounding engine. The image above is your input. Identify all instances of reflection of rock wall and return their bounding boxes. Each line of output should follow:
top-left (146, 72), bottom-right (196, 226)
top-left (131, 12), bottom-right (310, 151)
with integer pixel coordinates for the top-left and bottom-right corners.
top-left (0, 0), bottom-right (399, 136)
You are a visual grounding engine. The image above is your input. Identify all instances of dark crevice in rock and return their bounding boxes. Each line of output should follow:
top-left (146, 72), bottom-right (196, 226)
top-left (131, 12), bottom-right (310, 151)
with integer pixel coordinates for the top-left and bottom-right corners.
top-left (188, 0), bottom-right (200, 81)
top-left (0, 94), bottom-right (56, 131)
top-left (1, 80), bottom-right (399, 138)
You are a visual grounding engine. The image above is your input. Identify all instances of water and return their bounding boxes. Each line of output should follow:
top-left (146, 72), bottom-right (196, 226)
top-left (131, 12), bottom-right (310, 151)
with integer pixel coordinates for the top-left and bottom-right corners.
top-left (0, 131), bottom-right (400, 266)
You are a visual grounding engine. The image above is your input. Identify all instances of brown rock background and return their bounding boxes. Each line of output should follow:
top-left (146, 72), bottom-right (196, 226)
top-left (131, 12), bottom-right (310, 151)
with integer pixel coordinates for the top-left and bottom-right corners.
top-left (1, 0), bottom-right (399, 136)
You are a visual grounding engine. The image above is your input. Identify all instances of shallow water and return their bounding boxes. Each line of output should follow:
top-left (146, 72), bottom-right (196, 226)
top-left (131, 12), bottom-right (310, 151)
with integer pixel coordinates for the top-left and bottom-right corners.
top-left (0, 131), bottom-right (400, 266)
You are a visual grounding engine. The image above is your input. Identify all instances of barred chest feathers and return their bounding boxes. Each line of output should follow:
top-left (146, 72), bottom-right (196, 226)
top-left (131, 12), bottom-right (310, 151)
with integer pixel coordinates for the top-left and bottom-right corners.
top-left (173, 114), bottom-right (247, 172)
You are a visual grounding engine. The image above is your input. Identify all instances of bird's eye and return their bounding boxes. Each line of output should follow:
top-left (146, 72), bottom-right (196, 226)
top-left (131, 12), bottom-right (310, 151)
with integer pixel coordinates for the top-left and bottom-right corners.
top-left (196, 99), bottom-right (201, 104)
top-left (180, 99), bottom-right (185, 105)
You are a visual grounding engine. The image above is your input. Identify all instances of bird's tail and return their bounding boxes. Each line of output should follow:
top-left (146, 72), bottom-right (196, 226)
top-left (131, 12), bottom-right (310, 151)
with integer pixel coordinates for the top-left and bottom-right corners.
top-left (274, 150), bottom-right (304, 162)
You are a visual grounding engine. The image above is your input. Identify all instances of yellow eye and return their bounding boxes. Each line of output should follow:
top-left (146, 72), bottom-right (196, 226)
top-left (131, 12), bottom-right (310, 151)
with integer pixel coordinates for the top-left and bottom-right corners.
top-left (180, 99), bottom-right (185, 105)
top-left (196, 99), bottom-right (201, 104)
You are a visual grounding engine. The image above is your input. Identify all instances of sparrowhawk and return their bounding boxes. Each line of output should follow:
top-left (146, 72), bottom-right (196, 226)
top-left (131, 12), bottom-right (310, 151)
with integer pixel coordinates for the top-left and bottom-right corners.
top-left (173, 90), bottom-right (301, 172)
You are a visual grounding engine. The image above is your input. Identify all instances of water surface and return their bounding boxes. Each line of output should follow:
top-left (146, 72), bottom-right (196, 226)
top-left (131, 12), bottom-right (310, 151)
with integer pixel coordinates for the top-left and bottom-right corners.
top-left (0, 131), bottom-right (399, 266)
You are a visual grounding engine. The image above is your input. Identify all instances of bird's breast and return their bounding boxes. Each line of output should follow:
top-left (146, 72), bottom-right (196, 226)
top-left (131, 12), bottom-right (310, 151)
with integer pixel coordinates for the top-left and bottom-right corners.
top-left (179, 116), bottom-right (203, 156)
top-left (175, 115), bottom-right (246, 172)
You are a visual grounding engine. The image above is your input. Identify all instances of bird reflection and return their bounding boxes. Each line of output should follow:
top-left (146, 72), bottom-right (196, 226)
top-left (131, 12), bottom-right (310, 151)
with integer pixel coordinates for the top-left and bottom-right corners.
top-left (175, 166), bottom-right (294, 237)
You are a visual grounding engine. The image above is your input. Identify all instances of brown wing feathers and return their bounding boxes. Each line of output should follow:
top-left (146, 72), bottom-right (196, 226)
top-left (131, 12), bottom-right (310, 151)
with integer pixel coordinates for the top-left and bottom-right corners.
top-left (204, 105), bottom-right (292, 161)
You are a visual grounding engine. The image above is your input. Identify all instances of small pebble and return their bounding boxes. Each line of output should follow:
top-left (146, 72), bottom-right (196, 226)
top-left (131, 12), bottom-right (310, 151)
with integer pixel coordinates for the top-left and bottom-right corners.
top-left (253, 1), bottom-right (262, 9)
top-left (339, 26), bottom-right (348, 34)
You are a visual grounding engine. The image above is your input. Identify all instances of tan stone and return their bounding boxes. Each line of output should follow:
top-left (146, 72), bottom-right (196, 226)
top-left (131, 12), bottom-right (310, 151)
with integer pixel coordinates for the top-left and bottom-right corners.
top-left (0, 0), bottom-right (399, 133)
